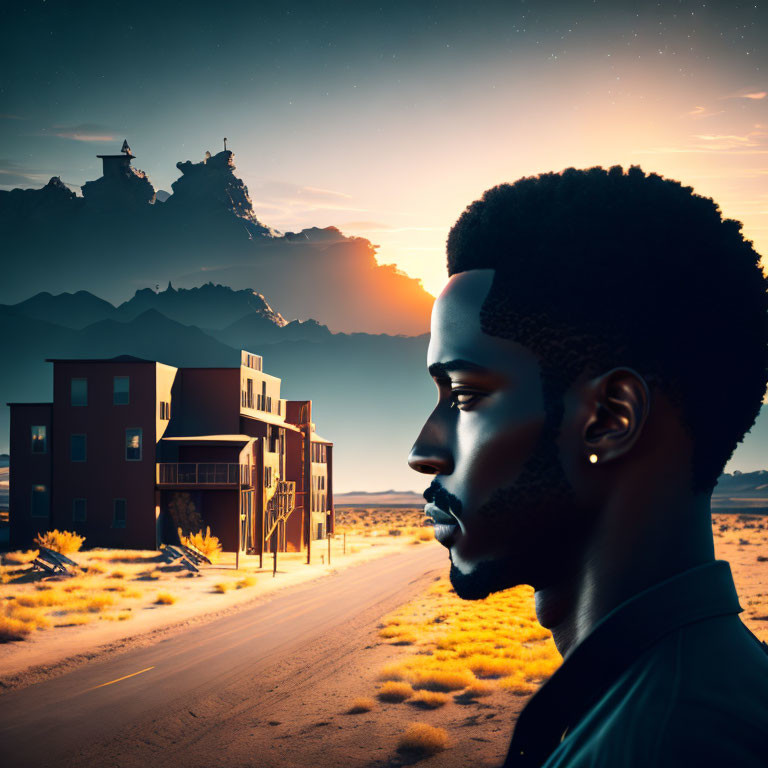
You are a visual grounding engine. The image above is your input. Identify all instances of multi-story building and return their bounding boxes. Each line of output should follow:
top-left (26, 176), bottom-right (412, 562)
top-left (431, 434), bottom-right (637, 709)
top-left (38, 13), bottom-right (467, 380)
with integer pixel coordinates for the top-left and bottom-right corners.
top-left (7, 350), bottom-right (333, 554)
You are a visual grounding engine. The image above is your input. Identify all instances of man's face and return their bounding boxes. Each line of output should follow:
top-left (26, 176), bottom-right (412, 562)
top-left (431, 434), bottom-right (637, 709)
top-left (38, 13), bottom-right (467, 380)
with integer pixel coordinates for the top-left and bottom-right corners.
top-left (408, 269), bottom-right (590, 599)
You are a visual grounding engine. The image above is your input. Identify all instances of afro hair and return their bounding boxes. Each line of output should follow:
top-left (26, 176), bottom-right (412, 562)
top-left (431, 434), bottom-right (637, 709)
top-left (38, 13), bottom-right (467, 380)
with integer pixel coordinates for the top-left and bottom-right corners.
top-left (446, 165), bottom-right (768, 494)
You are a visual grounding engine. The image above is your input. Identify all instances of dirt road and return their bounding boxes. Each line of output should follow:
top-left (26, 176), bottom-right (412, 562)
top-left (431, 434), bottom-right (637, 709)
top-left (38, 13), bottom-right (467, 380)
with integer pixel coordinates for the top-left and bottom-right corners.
top-left (1, 543), bottom-right (461, 768)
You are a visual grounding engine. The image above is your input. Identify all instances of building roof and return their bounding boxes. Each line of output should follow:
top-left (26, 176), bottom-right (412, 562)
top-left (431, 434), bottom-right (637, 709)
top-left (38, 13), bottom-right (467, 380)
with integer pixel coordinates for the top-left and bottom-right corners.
top-left (242, 410), bottom-right (302, 432)
top-left (160, 434), bottom-right (256, 445)
top-left (44, 354), bottom-right (156, 364)
top-left (311, 432), bottom-right (333, 445)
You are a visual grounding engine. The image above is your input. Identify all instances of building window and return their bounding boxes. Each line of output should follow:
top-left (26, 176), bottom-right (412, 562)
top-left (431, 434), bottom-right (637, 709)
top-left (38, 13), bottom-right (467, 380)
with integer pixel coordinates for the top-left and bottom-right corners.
top-left (113, 498), bottom-right (127, 528)
top-left (159, 401), bottom-right (171, 420)
top-left (126, 428), bottom-right (142, 461)
top-left (31, 425), bottom-right (47, 454)
top-left (73, 498), bottom-right (87, 522)
top-left (71, 378), bottom-right (87, 406)
top-left (113, 376), bottom-right (130, 405)
top-left (71, 434), bottom-right (87, 462)
top-left (31, 484), bottom-right (49, 518)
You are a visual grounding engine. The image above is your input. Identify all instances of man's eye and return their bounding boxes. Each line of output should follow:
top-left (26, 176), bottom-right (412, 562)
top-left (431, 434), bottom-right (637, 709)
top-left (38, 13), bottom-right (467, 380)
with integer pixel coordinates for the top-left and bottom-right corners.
top-left (449, 389), bottom-right (483, 410)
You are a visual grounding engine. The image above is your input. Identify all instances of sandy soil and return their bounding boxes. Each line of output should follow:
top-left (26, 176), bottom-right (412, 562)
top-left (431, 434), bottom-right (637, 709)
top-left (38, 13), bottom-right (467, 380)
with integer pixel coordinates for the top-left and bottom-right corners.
top-left (0, 515), bottom-right (429, 687)
top-left (52, 511), bottom-right (768, 768)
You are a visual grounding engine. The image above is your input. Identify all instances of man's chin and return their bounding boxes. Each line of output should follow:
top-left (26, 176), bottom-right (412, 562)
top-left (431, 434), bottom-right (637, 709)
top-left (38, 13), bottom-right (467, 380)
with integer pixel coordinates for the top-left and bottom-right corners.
top-left (448, 558), bottom-right (519, 601)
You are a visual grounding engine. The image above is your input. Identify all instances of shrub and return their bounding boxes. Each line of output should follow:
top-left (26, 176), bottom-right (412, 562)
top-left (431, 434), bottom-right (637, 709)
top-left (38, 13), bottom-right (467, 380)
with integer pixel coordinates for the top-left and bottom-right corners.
top-left (155, 592), bottom-right (177, 605)
top-left (34, 530), bottom-right (84, 554)
top-left (378, 681), bottom-right (414, 702)
top-left (397, 723), bottom-right (449, 755)
top-left (347, 697), bottom-right (376, 714)
top-left (178, 526), bottom-right (222, 563)
top-left (236, 576), bottom-right (256, 589)
top-left (213, 582), bottom-right (232, 593)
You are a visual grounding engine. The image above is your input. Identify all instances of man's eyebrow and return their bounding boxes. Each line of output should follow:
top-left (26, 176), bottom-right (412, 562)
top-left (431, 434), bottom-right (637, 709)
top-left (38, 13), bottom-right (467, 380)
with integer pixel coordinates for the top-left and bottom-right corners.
top-left (428, 359), bottom-right (489, 378)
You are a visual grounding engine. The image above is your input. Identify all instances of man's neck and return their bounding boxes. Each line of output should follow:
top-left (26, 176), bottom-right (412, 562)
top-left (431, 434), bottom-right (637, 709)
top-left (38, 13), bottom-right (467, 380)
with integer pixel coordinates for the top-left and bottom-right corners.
top-left (534, 490), bottom-right (715, 658)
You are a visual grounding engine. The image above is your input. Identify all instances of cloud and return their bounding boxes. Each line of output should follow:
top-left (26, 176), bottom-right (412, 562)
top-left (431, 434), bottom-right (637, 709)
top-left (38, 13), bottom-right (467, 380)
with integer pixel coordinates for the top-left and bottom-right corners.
top-left (341, 220), bottom-right (393, 230)
top-left (741, 91), bottom-right (767, 100)
top-left (0, 113), bottom-right (25, 120)
top-left (249, 179), bottom-right (369, 220)
top-left (44, 123), bottom-right (119, 142)
top-left (256, 180), bottom-right (354, 203)
top-left (688, 105), bottom-right (725, 119)
top-left (638, 129), bottom-right (768, 156)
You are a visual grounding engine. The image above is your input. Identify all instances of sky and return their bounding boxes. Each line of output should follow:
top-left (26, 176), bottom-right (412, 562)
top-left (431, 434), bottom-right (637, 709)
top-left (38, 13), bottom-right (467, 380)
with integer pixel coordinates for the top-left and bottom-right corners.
top-left (1, 0), bottom-right (767, 297)
top-left (1, 0), bottom-right (767, 482)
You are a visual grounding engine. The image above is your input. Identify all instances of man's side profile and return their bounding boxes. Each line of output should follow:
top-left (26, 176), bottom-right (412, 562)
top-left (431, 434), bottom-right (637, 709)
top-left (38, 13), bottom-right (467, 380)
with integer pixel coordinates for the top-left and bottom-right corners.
top-left (408, 165), bottom-right (768, 767)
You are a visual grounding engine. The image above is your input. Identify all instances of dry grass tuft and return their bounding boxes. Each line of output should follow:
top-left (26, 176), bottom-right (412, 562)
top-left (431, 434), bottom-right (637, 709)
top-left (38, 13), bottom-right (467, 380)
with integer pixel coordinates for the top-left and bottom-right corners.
top-left (0, 615), bottom-right (35, 641)
top-left (458, 679), bottom-right (495, 698)
top-left (397, 722), bottom-right (449, 755)
top-left (236, 576), bottom-right (257, 589)
top-left (410, 690), bottom-right (449, 709)
top-left (3, 549), bottom-right (39, 565)
top-left (0, 602), bottom-right (50, 641)
top-left (347, 697), bottom-right (376, 714)
top-left (213, 582), bottom-right (232, 593)
top-left (378, 681), bottom-right (414, 702)
top-left (101, 611), bottom-right (134, 621)
top-left (34, 529), bottom-right (85, 554)
top-left (155, 592), bottom-right (177, 605)
top-left (412, 668), bottom-right (476, 692)
top-left (54, 613), bottom-right (93, 627)
top-left (498, 677), bottom-right (538, 696)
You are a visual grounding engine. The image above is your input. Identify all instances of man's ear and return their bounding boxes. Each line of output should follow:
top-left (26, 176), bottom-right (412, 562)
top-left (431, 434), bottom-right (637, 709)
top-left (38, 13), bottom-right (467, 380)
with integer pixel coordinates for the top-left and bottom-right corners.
top-left (582, 368), bottom-right (651, 463)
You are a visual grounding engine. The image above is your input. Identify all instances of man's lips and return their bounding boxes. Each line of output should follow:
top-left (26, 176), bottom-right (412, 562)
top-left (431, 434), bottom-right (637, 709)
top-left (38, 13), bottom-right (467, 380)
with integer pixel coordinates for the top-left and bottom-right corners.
top-left (424, 502), bottom-right (461, 547)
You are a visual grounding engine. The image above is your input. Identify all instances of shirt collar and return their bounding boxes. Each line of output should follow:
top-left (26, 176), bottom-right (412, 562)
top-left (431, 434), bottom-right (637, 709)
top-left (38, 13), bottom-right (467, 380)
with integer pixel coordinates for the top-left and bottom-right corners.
top-left (505, 559), bottom-right (743, 766)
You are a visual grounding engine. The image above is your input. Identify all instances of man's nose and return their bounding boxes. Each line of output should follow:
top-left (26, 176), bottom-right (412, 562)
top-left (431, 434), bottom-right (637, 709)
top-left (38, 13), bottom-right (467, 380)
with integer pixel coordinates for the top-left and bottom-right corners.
top-left (407, 424), bottom-right (454, 476)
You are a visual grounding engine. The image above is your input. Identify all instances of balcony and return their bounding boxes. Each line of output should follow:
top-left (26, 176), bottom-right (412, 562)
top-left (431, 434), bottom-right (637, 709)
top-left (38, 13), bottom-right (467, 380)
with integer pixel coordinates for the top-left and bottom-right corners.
top-left (157, 463), bottom-right (253, 487)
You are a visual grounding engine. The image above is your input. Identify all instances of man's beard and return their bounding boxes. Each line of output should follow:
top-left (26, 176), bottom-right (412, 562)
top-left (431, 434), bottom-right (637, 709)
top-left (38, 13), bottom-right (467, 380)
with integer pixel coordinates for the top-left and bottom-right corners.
top-left (430, 415), bottom-right (590, 601)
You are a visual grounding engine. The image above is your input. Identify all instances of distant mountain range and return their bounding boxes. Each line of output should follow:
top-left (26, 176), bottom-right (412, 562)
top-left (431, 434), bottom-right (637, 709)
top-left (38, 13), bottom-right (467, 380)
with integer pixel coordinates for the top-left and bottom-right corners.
top-left (0, 147), bottom-right (434, 334)
top-left (0, 284), bottom-right (432, 492)
top-left (332, 472), bottom-right (768, 510)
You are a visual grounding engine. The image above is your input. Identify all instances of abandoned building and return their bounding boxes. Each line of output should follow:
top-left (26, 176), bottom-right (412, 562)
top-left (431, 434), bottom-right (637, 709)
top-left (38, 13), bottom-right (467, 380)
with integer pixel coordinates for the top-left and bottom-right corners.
top-left (7, 349), bottom-right (333, 554)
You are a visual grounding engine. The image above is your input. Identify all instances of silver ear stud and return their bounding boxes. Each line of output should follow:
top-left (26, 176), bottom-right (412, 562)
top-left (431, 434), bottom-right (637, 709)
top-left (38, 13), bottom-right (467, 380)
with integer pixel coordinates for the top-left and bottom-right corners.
top-left (589, 453), bottom-right (599, 464)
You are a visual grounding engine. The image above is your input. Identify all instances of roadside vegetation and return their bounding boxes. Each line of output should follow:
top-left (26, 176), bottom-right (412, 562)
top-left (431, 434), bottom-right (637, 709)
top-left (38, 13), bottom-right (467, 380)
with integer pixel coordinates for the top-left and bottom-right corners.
top-left (355, 510), bottom-right (768, 760)
top-left (0, 510), bottom-right (428, 648)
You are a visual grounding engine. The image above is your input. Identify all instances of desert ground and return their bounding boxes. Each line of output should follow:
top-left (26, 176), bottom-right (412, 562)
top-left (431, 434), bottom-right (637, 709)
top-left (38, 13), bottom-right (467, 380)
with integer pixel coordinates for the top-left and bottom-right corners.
top-left (0, 508), bottom-right (766, 767)
top-left (0, 507), bottom-right (432, 683)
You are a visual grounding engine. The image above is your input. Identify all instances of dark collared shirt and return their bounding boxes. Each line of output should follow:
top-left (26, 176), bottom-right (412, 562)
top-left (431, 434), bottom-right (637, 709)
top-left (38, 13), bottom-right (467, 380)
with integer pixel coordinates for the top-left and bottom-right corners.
top-left (502, 560), bottom-right (768, 767)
